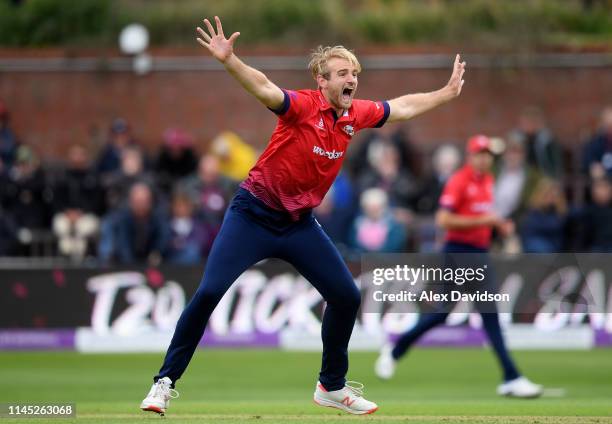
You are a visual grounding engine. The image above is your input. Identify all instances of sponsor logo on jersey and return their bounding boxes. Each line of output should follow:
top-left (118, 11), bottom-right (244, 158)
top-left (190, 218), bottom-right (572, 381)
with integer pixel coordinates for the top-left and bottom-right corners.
top-left (313, 145), bottom-right (344, 160)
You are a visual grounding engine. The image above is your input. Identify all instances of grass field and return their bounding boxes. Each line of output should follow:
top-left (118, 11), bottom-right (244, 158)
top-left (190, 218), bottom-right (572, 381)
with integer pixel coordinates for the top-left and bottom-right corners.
top-left (1, 348), bottom-right (611, 423)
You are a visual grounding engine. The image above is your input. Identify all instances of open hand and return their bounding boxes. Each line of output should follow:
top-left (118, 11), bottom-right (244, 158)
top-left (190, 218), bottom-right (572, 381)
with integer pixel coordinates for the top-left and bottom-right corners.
top-left (196, 16), bottom-right (240, 63)
top-left (447, 54), bottom-right (466, 97)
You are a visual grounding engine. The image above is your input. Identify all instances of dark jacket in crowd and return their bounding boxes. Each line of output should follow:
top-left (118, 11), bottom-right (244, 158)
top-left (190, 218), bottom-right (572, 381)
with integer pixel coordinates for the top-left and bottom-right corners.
top-left (578, 204), bottom-right (612, 252)
top-left (99, 208), bottom-right (170, 264)
top-left (582, 131), bottom-right (612, 177)
top-left (166, 216), bottom-right (216, 265)
top-left (512, 128), bottom-right (563, 178)
top-left (520, 208), bottom-right (567, 253)
top-left (95, 144), bottom-right (123, 176)
top-left (2, 167), bottom-right (51, 229)
top-left (155, 147), bottom-right (199, 193)
top-left (0, 125), bottom-right (18, 169)
top-left (0, 209), bottom-right (17, 255)
top-left (53, 168), bottom-right (103, 215)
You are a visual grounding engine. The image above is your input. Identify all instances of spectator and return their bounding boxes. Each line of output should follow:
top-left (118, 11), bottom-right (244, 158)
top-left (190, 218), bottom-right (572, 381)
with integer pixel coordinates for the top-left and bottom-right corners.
top-left (95, 118), bottom-right (137, 176)
top-left (519, 178), bottom-right (568, 253)
top-left (155, 128), bottom-right (198, 194)
top-left (356, 142), bottom-right (419, 220)
top-left (348, 125), bottom-right (419, 180)
top-left (0, 100), bottom-right (19, 171)
top-left (578, 177), bottom-right (612, 252)
top-left (210, 131), bottom-right (256, 181)
top-left (510, 106), bottom-right (563, 177)
top-left (3, 146), bottom-right (51, 251)
top-left (103, 146), bottom-right (156, 211)
top-left (0, 206), bottom-right (17, 255)
top-left (582, 106), bottom-right (612, 179)
top-left (99, 183), bottom-right (169, 264)
top-left (166, 192), bottom-right (215, 264)
top-left (0, 147), bottom-right (11, 207)
top-left (53, 210), bottom-right (99, 261)
top-left (53, 144), bottom-right (103, 214)
top-left (494, 134), bottom-right (542, 220)
top-left (52, 144), bottom-right (102, 260)
top-left (414, 143), bottom-right (461, 214)
top-left (180, 154), bottom-right (237, 228)
top-left (349, 188), bottom-right (406, 253)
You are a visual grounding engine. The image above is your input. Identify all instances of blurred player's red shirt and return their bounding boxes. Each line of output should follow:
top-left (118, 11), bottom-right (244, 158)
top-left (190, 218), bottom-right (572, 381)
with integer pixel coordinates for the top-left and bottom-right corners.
top-left (241, 89), bottom-right (389, 220)
top-left (438, 164), bottom-right (494, 248)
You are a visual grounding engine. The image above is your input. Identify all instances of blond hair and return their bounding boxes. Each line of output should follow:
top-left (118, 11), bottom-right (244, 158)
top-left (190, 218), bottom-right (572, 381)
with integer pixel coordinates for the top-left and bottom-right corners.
top-left (308, 45), bottom-right (361, 81)
top-left (528, 177), bottom-right (568, 215)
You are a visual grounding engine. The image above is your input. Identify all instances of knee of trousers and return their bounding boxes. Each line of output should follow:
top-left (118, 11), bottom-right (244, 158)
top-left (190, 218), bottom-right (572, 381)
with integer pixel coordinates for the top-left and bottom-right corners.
top-left (189, 284), bottom-right (227, 311)
top-left (327, 282), bottom-right (361, 313)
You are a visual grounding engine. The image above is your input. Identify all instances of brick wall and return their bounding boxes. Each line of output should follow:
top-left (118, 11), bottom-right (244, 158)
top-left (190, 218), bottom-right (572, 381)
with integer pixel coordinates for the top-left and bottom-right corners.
top-left (1, 56), bottom-right (611, 161)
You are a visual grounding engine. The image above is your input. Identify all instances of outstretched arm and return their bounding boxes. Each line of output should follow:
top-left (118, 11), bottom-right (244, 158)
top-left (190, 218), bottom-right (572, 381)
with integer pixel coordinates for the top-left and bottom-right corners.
top-left (196, 16), bottom-right (284, 110)
top-left (436, 209), bottom-right (515, 237)
top-left (387, 54), bottom-right (466, 123)
top-left (436, 209), bottom-right (496, 230)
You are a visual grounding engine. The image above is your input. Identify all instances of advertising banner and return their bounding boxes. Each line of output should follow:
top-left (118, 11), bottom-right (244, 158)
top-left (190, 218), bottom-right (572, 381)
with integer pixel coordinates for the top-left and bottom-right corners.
top-left (0, 254), bottom-right (610, 351)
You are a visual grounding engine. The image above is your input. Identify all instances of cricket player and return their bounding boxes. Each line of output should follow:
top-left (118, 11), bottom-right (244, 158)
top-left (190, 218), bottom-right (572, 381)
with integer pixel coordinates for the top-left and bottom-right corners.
top-left (375, 135), bottom-right (543, 398)
top-left (141, 16), bottom-right (466, 415)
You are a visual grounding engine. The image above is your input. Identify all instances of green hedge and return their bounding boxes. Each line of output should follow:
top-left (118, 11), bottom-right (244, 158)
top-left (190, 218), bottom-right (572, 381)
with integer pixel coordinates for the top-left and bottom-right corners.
top-left (0, 0), bottom-right (113, 46)
top-left (0, 0), bottom-right (610, 47)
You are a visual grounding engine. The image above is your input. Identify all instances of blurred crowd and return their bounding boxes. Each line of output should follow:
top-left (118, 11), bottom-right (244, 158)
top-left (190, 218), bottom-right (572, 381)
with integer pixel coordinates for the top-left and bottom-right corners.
top-left (1, 99), bottom-right (611, 265)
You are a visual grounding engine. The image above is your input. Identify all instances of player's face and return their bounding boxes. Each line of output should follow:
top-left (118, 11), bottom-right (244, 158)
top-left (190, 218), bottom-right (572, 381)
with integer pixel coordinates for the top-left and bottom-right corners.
top-left (319, 58), bottom-right (359, 111)
top-left (470, 151), bottom-right (494, 172)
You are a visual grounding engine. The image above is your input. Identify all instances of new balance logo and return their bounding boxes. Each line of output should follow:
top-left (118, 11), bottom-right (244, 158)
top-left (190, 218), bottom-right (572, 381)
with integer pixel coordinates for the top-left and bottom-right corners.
top-left (313, 145), bottom-right (344, 160)
top-left (341, 396), bottom-right (355, 407)
top-left (316, 117), bottom-right (325, 130)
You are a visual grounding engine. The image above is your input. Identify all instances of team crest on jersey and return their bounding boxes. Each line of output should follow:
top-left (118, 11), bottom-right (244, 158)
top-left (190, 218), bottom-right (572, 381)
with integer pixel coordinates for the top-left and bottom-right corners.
top-left (342, 124), bottom-right (354, 136)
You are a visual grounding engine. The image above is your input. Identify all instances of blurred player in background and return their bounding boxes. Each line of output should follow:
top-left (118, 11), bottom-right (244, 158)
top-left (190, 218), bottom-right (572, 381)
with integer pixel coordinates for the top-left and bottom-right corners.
top-left (141, 16), bottom-right (466, 415)
top-left (375, 135), bottom-right (543, 398)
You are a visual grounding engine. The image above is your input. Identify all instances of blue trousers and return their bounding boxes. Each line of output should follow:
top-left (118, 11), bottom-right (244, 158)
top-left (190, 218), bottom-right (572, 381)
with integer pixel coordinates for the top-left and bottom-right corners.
top-left (392, 242), bottom-right (520, 382)
top-left (155, 189), bottom-right (361, 391)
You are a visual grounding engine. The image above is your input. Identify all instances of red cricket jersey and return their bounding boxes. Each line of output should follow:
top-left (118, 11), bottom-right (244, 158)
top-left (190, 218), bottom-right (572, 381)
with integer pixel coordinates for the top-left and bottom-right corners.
top-left (438, 164), bottom-right (495, 248)
top-left (241, 89), bottom-right (389, 220)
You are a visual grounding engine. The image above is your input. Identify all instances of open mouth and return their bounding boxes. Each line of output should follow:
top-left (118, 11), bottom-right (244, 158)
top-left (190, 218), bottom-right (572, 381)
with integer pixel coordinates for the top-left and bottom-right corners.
top-left (342, 87), bottom-right (354, 102)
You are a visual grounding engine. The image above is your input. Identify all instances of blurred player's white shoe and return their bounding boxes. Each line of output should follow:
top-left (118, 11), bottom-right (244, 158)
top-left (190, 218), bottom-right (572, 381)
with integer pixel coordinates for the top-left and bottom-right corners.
top-left (140, 376), bottom-right (179, 415)
top-left (313, 380), bottom-right (378, 415)
top-left (374, 343), bottom-right (397, 380)
top-left (497, 376), bottom-right (543, 398)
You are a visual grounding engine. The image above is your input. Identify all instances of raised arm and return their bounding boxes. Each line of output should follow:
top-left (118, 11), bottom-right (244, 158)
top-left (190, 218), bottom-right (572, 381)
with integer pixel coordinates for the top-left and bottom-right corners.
top-left (387, 54), bottom-right (466, 123)
top-left (196, 16), bottom-right (284, 110)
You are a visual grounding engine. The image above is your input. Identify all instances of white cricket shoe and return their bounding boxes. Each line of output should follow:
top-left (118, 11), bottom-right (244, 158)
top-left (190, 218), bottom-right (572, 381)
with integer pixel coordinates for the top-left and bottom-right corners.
top-left (497, 376), bottom-right (543, 399)
top-left (374, 343), bottom-right (397, 380)
top-left (140, 376), bottom-right (179, 415)
top-left (313, 381), bottom-right (378, 415)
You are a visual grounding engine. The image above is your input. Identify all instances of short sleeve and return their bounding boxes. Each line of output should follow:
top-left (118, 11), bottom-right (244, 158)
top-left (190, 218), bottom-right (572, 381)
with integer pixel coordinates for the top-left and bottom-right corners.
top-left (352, 99), bottom-right (390, 131)
top-left (268, 89), bottom-right (312, 123)
top-left (438, 173), bottom-right (463, 212)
